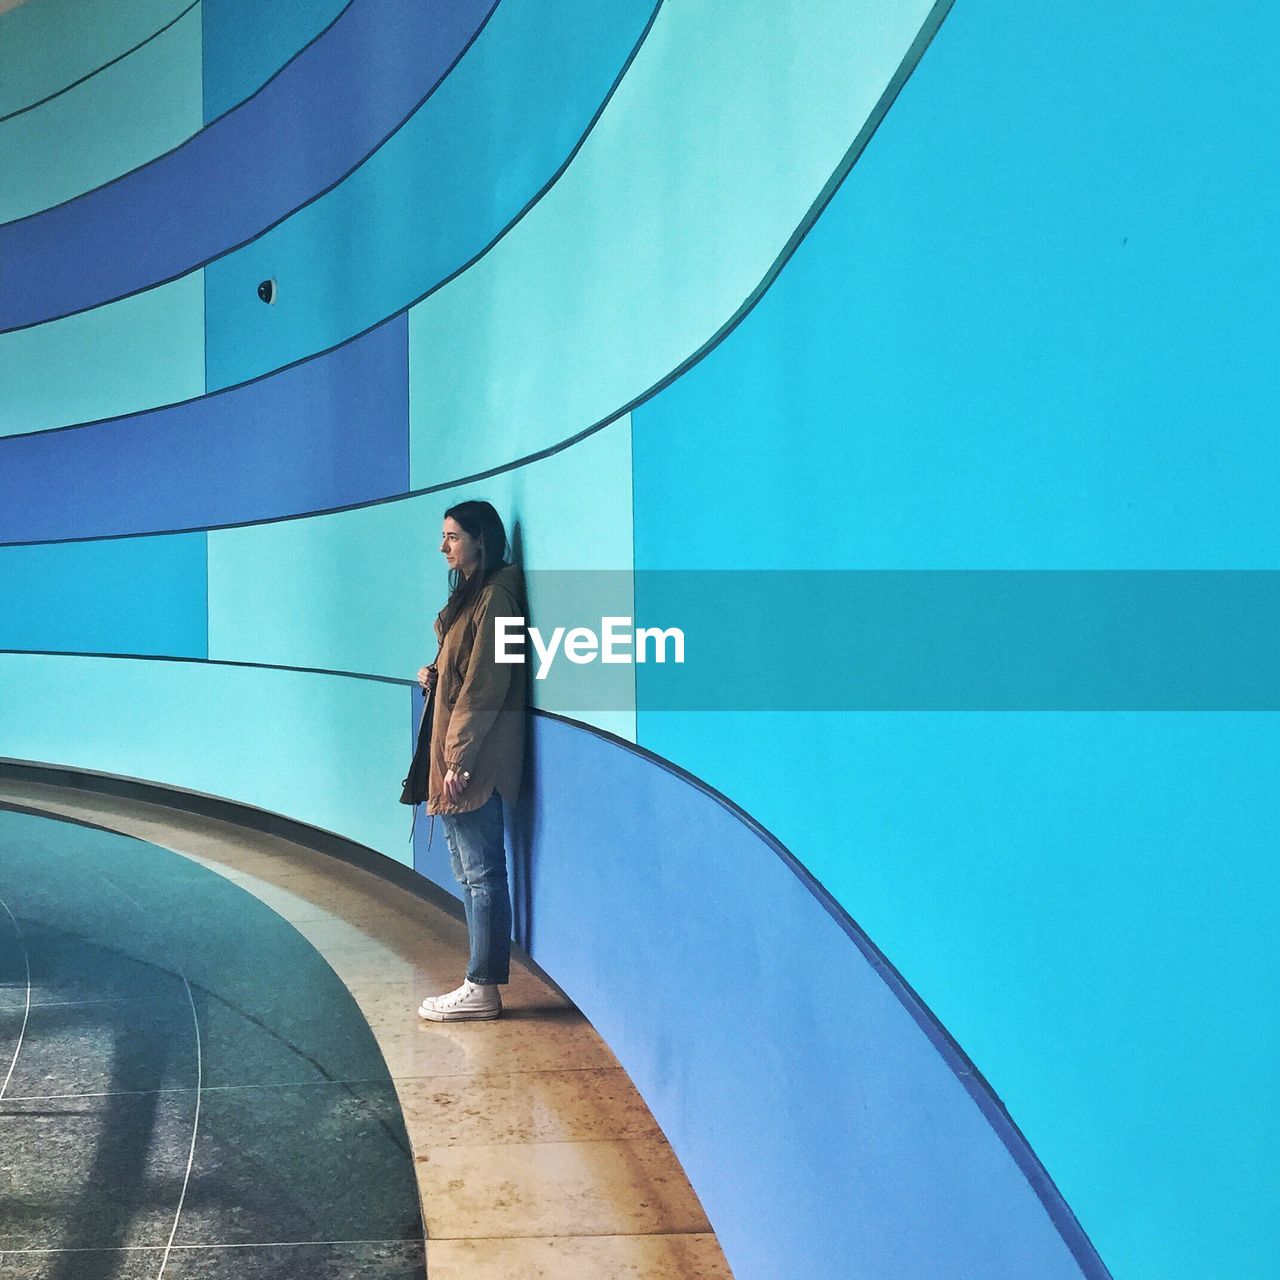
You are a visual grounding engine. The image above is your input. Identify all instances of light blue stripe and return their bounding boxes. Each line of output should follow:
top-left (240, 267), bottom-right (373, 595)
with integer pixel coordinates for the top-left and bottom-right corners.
top-left (0, 271), bottom-right (204, 437)
top-left (406, 0), bottom-right (934, 487)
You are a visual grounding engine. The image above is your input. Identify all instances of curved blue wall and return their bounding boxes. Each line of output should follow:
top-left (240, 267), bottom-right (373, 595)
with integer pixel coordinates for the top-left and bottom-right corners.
top-left (630, 5), bottom-right (1280, 1273)
top-left (1, 1), bottom-right (1276, 1276)
top-left (517, 714), bottom-right (1097, 1279)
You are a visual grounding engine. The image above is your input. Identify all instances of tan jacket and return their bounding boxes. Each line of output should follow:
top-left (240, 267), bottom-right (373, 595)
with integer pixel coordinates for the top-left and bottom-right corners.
top-left (427, 563), bottom-right (528, 815)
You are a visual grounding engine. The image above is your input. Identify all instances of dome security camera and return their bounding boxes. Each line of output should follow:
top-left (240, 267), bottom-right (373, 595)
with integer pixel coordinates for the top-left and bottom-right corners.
top-left (257, 278), bottom-right (277, 305)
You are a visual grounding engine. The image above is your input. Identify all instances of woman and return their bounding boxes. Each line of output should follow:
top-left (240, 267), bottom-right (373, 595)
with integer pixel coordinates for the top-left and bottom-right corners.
top-left (415, 500), bottom-right (527, 1022)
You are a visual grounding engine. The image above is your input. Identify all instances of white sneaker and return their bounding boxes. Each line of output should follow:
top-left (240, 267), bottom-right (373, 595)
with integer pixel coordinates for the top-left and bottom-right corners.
top-left (417, 979), bottom-right (502, 1022)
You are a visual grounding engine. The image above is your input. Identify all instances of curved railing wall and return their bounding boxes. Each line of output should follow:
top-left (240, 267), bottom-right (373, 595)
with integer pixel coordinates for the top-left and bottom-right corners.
top-left (1, 1), bottom-right (1276, 1277)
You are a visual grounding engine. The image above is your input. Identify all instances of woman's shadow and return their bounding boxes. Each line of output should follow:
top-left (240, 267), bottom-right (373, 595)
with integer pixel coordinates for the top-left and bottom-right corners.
top-left (506, 520), bottom-right (536, 959)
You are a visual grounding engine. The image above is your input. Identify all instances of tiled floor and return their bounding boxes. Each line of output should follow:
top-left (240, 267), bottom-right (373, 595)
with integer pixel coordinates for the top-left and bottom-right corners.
top-left (0, 781), bottom-right (733, 1280)
top-left (0, 803), bottom-right (424, 1279)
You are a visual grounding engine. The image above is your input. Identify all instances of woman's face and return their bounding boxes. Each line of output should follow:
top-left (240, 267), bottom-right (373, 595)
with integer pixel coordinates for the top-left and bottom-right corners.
top-left (441, 517), bottom-right (481, 576)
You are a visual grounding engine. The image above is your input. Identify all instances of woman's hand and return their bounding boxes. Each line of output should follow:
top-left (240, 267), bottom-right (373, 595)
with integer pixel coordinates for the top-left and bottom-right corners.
top-left (443, 767), bottom-right (470, 803)
top-left (417, 663), bottom-right (438, 692)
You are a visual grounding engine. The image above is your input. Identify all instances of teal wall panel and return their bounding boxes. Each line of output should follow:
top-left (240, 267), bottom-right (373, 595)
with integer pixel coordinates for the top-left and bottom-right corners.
top-left (202, 0), bottom-right (348, 123)
top-left (207, 497), bottom-right (431, 680)
top-left (206, 418), bottom-right (635, 736)
top-left (0, 271), bottom-right (204, 436)
top-left (630, 2), bottom-right (1280, 1276)
top-left (0, 0), bottom-right (188, 119)
top-left (495, 415), bottom-right (633, 573)
top-left (492, 418), bottom-right (636, 740)
top-left (0, 653), bottom-right (411, 862)
top-left (203, 0), bottom-right (656, 390)
top-left (0, 3), bottom-right (202, 222)
top-left (0, 533), bottom-right (208, 656)
top-left (407, 0), bottom-right (935, 488)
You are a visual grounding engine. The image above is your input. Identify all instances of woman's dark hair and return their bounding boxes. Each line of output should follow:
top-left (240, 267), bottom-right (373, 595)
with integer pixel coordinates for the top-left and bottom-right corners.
top-left (436, 499), bottom-right (510, 638)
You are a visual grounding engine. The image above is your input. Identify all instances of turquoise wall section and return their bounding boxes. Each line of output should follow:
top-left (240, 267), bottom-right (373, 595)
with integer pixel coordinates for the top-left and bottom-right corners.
top-left (207, 498), bottom-right (431, 679)
top-left (0, 271), bottom-right (204, 437)
top-left (0, 3), bottom-right (202, 222)
top-left (631, 3), bottom-right (1280, 1276)
top-left (0, 0), bottom-right (189, 119)
top-left (408, 0), bottom-right (936, 487)
top-left (0, 534), bottom-right (207, 657)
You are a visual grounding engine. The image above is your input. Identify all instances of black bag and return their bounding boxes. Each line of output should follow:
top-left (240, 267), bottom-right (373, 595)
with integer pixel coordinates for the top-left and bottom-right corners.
top-left (399, 685), bottom-right (435, 806)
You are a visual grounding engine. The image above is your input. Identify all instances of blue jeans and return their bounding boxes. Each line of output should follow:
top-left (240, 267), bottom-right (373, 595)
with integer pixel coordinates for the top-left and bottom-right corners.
top-left (441, 791), bottom-right (511, 985)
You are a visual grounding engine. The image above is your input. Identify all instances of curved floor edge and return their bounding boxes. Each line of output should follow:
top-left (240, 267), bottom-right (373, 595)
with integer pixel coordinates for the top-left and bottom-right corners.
top-left (0, 776), bottom-right (735, 1280)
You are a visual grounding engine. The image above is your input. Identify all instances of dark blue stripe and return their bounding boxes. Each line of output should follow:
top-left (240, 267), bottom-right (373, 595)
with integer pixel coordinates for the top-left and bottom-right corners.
top-left (0, 0), bottom-right (495, 332)
top-left (0, 316), bottom-right (408, 542)
top-left (456, 712), bottom-right (1099, 1279)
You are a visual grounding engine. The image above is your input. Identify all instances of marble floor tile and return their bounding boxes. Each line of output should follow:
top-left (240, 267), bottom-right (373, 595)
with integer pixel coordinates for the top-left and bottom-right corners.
top-left (0, 937), bottom-right (29, 1015)
top-left (416, 1137), bottom-right (710, 1239)
top-left (0, 790), bottom-right (307, 886)
top-left (223, 881), bottom-right (344, 927)
top-left (170, 845), bottom-right (309, 882)
top-left (161, 840), bottom-right (317, 884)
top-left (289, 916), bottom-right (417, 956)
top-left (0, 1241), bottom-right (427, 1280)
top-left (286, 913), bottom-right (452, 958)
top-left (228, 878), bottom-right (441, 935)
top-left (425, 1233), bottom-right (731, 1280)
top-left (174, 1082), bottom-right (420, 1247)
top-left (0, 994), bottom-right (197, 1099)
top-left (339, 962), bottom-right (464, 1011)
top-left (292, 910), bottom-right (470, 960)
top-left (0, 1090), bottom-right (197, 1251)
top-left (306, 934), bottom-right (571, 1011)
top-left (0, 932), bottom-right (181, 1015)
top-left (191, 979), bottom-right (388, 1090)
top-left (298, 934), bottom-right (572, 1028)
top-left (162, 1240), bottom-right (427, 1278)
top-left (0, 1248), bottom-right (165, 1280)
top-left (233, 865), bottom-right (421, 916)
top-left (396, 1068), bottom-right (660, 1146)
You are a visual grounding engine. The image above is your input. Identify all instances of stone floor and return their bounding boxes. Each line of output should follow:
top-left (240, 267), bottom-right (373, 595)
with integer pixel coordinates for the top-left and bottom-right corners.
top-left (0, 780), bottom-right (734, 1280)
